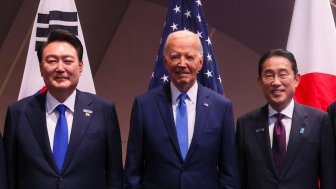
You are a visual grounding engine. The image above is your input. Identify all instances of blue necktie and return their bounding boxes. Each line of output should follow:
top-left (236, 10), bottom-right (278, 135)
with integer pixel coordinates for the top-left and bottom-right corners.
top-left (176, 93), bottom-right (188, 160)
top-left (272, 113), bottom-right (286, 172)
top-left (53, 104), bottom-right (68, 171)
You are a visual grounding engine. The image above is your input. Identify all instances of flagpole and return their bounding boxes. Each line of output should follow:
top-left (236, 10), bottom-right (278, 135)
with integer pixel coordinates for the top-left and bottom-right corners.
top-left (0, 21), bottom-right (33, 96)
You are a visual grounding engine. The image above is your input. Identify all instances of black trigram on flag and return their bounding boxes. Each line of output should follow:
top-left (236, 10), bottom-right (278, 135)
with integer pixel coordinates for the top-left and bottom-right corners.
top-left (34, 11), bottom-right (78, 51)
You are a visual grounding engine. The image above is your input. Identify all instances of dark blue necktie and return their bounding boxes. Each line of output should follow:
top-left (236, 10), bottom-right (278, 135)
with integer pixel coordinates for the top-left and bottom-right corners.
top-left (53, 104), bottom-right (68, 171)
top-left (272, 113), bottom-right (286, 172)
top-left (176, 93), bottom-right (188, 160)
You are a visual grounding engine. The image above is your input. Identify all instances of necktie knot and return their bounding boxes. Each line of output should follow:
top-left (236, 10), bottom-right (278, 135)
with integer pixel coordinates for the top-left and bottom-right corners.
top-left (179, 93), bottom-right (188, 102)
top-left (273, 113), bottom-right (284, 120)
top-left (56, 104), bottom-right (66, 115)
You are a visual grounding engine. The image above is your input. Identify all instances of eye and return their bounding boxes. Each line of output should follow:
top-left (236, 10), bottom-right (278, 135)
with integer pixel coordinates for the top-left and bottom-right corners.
top-left (64, 59), bottom-right (74, 65)
top-left (278, 72), bottom-right (290, 79)
top-left (45, 58), bottom-right (57, 64)
top-left (186, 56), bottom-right (195, 61)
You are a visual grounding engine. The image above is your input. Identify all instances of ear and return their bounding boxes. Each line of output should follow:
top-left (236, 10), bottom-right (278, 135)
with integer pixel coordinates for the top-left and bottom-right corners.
top-left (198, 56), bottom-right (203, 72)
top-left (79, 61), bottom-right (83, 74)
top-left (39, 62), bottom-right (44, 77)
top-left (294, 73), bottom-right (301, 87)
top-left (257, 76), bottom-right (262, 86)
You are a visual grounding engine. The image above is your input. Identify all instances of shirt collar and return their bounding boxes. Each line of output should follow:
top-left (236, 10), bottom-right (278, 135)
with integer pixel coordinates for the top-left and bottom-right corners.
top-left (170, 82), bottom-right (198, 104)
top-left (46, 90), bottom-right (77, 114)
top-left (268, 99), bottom-right (294, 119)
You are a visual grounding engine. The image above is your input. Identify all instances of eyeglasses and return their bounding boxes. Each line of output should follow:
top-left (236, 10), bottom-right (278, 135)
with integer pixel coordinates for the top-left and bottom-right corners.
top-left (261, 71), bottom-right (293, 82)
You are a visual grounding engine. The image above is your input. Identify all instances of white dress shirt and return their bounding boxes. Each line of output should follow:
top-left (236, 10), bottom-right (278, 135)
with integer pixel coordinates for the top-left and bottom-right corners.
top-left (46, 90), bottom-right (76, 151)
top-left (171, 82), bottom-right (198, 148)
top-left (268, 99), bottom-right (294, 149)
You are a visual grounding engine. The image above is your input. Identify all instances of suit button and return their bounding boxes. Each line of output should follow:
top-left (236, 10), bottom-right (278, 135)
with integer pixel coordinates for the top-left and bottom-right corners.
top-left (59, 177), bottom-right (63, 181)
top-left (278, 184), bottom-right (281, 188)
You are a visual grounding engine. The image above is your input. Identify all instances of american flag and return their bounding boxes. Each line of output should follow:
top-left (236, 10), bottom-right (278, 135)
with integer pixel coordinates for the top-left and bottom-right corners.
top-left (148, 0), bottom-right (224, 94)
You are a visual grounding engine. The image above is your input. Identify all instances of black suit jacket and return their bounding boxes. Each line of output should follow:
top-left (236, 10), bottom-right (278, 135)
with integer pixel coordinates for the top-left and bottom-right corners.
top-left (124, 84), bottom-right (239, 189)
top-left (0, 135), bottom-right (6, 189)
top-left (327, 101), bottom-right (336, 140)
top-left (3, 90), bottom-right (123, 189)
top-left (236, 102), bottom-right (336, 189)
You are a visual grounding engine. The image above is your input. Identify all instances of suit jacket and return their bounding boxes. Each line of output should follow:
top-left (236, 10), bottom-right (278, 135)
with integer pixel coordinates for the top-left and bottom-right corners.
top-left (236, 102), bottom-right (336, 189)
top-left (0, 135), bottom-right (7, 189)
top-left (3, 90), bottom-right (123, 189)
top-left (124, 83), bottom-right (239, 189)
top-left (327, 101), bottom-right (336, 140)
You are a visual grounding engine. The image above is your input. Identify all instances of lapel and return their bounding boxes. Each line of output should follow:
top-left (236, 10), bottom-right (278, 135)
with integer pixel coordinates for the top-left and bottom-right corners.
top-left (184, 85), bottom-right (210, 161)
top-left (253, 105), bottom-right (279, 178)
top-left (27, 92), bottom-right (59, 172)
top-left (61, 90), bottom-right (94, 172)
top-left (157, 85), bottom-right (183, 160)
top-left (280, 102), bottom-right (306, 179)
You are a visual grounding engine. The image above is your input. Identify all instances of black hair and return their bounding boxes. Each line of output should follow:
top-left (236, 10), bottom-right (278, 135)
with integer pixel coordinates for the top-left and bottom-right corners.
top-left (258, 49), bottom-right (298, 76)
top-left (37, 29), bottom-right (83, 63)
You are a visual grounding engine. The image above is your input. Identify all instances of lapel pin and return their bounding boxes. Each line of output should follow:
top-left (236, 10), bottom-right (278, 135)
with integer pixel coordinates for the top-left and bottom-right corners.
top-left (256, 128), bottom-right (265, 133)
top-left (83, 109), bottom-right (93, 117)
top-left (204, 103), bottom-right (209, 107)
top-left (299, 128), bottom-right (304, 134)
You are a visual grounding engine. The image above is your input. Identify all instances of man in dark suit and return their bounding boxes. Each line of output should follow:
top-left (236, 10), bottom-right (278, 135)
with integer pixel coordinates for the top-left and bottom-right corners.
top-left (0, 136), bottom-right (6, 189)
top-left (236, 49), bottom-right (336, 189)
top-left (3, 29), bottom-right (123, 189)
top-left (124, 30), bottom-right (239, 189)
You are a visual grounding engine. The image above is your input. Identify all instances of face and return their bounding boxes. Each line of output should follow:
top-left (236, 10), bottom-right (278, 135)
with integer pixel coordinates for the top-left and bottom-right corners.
top-left (164, 35), bottom-right (203, 92)
top-left (258, 56), bottom-right (300, 112)
top-left (40, 41), bottom-right (83, 101)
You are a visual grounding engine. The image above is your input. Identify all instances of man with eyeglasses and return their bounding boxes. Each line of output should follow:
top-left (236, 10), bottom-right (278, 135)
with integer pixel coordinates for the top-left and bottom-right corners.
top-left (236, 49), bottom-right (336, 189)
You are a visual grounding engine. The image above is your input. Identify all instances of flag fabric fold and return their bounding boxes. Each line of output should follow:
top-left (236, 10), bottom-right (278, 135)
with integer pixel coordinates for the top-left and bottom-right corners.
top-left (18, 0), bottom-right (95, 100)
top-left (287, 0), bottom-right (336, 111)
top-left (149, 0), bottom-right (224, 94)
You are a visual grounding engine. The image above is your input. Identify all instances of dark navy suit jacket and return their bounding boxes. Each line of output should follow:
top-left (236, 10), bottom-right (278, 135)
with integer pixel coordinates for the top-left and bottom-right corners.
top-left (237, 102), bottom-right (336, 189)
top-left (0, 135), bottom-right (6, 189)
top-left (124, 83), bottom-right (239, 189)
top-left (3, 90), bottom-right (123, 189)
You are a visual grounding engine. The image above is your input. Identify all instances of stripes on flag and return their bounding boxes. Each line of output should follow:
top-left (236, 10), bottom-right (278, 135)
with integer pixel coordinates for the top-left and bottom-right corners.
top-left (149, 0), bottom-right (224, 94)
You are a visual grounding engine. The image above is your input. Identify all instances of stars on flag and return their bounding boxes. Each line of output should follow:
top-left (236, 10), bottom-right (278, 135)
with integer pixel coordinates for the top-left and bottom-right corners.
top-left (184, 10), bottom-right (192, 18)
top-left (170, 22), bottom-right (178, 31)
top-left (205, 70), bottom-right (213, 78)
top-left (161, 74), bottom-right (169, 83)
top-left (149, 0), bottom-right (224, 94)
top-left (173, 5), bottom-right (181, 13)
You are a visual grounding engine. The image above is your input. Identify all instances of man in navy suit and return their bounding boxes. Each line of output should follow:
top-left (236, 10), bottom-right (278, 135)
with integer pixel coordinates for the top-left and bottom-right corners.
top-left (236, 49), bottom-right (336, 189)
top-left (0, 136), bottom-right (6, 189)
top-left (124, 30), bottom-right (239, 189)
top-left (3, 29), bottom-right (123, 189)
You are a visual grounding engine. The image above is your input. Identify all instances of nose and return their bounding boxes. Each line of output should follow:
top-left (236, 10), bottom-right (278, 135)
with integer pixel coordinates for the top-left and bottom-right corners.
top-left (56, 61), bottom-right (65, 72)
top-left (178, 57), bottom-right (187, 67)
top-left (271, 75), bottom-right (282, 85)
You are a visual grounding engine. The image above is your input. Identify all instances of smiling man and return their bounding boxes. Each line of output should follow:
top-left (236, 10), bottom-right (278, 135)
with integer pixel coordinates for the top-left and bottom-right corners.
top-left (3, 29), bottom-right (123, 189)
top-left (236, 49), bottom-right (336, 189)
top-left (124, 30), bottom-right (239, 189)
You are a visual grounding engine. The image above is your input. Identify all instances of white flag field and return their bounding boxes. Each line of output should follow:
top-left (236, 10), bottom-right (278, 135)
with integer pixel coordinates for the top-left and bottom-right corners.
top-left (18, 0), bottom-right (95, 100)
top-left (287, 0), bottom-right (336, 111)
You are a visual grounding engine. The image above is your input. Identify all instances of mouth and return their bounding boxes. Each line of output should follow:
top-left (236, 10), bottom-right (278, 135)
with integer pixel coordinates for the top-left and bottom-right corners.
top-left (54, 76), bottom-right (68, 81)
top-left (271, 89), bottom-right (284, 96)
